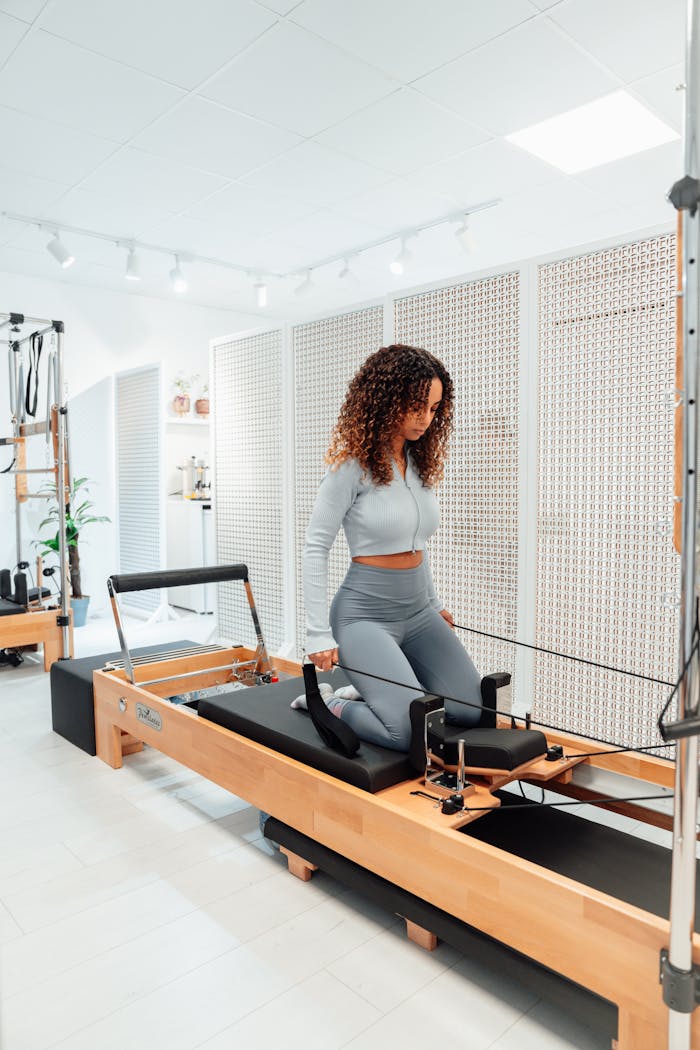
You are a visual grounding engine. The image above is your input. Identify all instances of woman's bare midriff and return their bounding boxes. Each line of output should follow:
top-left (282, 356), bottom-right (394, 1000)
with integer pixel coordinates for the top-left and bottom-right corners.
top-left (352, 551), bottom-right (423, 569)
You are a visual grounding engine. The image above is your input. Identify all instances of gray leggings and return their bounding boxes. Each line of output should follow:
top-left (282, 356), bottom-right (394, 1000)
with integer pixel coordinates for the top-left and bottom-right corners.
top-left (329, 561), bottom-right (482, 751)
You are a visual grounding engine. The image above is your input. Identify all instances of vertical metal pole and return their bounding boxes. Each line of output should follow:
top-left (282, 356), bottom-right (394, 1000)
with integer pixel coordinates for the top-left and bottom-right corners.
top-left (668, 1), bottom-right (700, 1046)
top-left (107, 580), bottom-right (135, 683)
top-left (11, 342), bottom-right (22, 568)
top-left (54, 323), bottom-right (71, 659)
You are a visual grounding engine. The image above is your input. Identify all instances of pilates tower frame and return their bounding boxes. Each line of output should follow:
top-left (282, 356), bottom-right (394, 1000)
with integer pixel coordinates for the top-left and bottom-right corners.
top-left (659, 0), bottom-right (700, 1045)
top-left (0, 311), bottom-right (72, 663)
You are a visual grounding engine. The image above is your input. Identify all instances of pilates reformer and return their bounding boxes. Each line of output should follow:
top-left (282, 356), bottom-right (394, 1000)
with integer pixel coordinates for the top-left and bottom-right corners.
top-left (90, 562), bottom-right (694, 1050)
top-left (0, 312), bottom-right (73, 669)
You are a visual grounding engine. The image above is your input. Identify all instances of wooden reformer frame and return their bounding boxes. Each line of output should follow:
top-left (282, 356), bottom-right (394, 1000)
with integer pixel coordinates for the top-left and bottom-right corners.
top-left (92, 635), bottom-right (696, 1050)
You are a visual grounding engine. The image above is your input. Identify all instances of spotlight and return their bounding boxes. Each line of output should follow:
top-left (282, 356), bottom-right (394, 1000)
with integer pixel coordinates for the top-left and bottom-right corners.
top-left (46, 233), bottom-right (74, 269)
top-left (125, 247), bottom-right (141, 281)
top-left (389, 237), bottom-right (411, 275)
top-left (294, 270), bottom-right (314, 297)
top-left (254, 278), bottom-right (268, 309)
top-left (455, 216), bottom-right (477, 254)
top-left (169, 255), bottom-right (187, 293)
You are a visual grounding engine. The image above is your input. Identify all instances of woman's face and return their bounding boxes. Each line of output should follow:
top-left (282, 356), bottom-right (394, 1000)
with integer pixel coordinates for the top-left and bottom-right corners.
top-left (396, 377), bottom-right (443, 443)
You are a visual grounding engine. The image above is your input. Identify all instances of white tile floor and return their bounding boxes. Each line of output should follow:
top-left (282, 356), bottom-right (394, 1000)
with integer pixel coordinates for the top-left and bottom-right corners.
top-left (0, 613), bottom-right (676, 1049)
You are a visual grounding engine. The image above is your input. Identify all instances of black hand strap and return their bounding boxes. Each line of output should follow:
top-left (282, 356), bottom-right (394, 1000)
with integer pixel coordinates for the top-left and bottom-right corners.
top-left (25, 332), bottom-right (43, 418)
top-left (303, 663), bottom-right (360, 758)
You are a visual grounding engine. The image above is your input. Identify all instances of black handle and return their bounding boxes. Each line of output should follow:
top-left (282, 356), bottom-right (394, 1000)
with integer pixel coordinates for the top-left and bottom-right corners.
top-left (108, 564), bottom-right (248, 594)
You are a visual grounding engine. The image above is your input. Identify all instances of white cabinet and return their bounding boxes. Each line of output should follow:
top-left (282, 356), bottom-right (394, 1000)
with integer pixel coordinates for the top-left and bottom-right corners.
top-left (166, 498), bottom-right (215, 614)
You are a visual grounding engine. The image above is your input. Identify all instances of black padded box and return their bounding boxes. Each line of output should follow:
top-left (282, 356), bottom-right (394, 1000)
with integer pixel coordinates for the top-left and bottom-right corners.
top-left (50, 639), bottom-right (198, 755)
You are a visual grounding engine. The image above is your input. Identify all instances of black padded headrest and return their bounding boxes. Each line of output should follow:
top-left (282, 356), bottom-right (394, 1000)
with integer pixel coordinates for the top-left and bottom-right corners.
top-left (444, 727), bottom-right (547, 771)
top-left (303, 663), bottom-right (360, 758)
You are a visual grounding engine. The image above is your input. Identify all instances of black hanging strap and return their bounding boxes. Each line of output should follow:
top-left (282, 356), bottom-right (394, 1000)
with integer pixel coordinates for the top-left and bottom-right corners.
top-left (25, 332), bottom-right (43, 418)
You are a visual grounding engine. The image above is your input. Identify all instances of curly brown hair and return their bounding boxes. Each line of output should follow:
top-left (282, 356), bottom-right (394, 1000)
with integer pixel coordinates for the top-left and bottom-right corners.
top-left (326, 344), bottom-right (454, 487)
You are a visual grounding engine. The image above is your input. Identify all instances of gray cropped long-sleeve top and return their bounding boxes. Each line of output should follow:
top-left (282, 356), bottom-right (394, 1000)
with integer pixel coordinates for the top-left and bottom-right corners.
top-left (303, 454), bottom-right (443, 653)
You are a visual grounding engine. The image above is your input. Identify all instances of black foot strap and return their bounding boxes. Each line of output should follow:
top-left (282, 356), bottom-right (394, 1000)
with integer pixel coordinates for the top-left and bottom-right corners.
top-left (303, 663), bottom-right (360, 758)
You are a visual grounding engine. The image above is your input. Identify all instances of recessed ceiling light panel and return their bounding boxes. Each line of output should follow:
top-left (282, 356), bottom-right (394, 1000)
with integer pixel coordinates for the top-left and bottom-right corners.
top-left (506, 90), bottom-right (679, 174)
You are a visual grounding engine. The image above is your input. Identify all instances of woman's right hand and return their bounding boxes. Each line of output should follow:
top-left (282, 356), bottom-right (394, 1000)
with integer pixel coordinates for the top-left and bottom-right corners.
top-left (308, 648), bottom-right (339, 672)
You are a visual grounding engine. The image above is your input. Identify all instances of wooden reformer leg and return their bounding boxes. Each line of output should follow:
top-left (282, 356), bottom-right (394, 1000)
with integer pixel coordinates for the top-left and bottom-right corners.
top-left (281, 848), bottom-right (318, 882)
top-left (120, 731), bottom-right (144, 756)
top-left (95, 715), bottom-right (124, 769)
top-left (404, 918), bottom-right (438, 952)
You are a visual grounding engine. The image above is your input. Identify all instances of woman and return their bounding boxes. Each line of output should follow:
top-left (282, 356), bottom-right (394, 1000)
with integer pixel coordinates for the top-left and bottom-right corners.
top-left (302, 343), bottom-right (481, 751)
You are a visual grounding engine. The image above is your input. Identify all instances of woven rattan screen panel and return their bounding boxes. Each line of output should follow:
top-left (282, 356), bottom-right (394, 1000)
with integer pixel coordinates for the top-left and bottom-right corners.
top-left (293, 307), bottom-right (385, 657)
top-left (213, 330), bottom-right (285, 652)
top-left (394, 274), bottom-right (521, 698)
top-left (535, 234), bottom-right (679, 748)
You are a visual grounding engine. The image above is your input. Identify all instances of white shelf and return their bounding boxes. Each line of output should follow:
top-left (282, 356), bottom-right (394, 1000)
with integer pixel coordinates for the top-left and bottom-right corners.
top-left (166, 416), bottom-right (209, 426)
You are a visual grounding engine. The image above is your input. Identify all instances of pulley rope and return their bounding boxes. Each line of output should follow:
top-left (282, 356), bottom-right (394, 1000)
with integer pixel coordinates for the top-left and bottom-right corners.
top-left (332, 656), bottom-right (685, 760)
top-left (451, 622), bottom-right (674, 688)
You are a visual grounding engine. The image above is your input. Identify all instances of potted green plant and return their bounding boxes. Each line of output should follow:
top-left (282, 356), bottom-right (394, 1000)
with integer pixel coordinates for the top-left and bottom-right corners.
top-left (173, 372), bottom-right (194, 415)
top-left (35, 476), bottom-right (111, 627)
top-left (195, 381), bottom-right (209, 417)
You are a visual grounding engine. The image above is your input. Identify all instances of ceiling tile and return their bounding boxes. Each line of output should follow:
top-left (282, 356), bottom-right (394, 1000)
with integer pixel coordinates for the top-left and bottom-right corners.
top-left (274, 209), bottom-right (386, 259)
top-left (140, 214), bottom-right (261, 263)
top-left (202, 21), bottom-right (397, 137)
top-left (291, 0), bottom-right (537, 82)
top-left (415, 19), bottom-right (617, 135)
top-left (316, 89), bottom-right (488, 176)
top-left (0, 1), bottom-right (43, 21)
top-left (0, 31), bottom-right (184, 141)
top-left (227, 235), bottom-right (312, 272)
top-left (0, 213), bottom-right (27, 247)
top-left (38, 0), bottom-right (276, 89)
top-left (409, 138), bottom-right (561, 207)
top-left (0, 105), bottom-right (119, 184)
top-left (186, 183), bottom-right (315, 236)
top-left (0, 165), bottom-right (69, 214)
top-left (574, 140), bottom-right (682, 214)
top-left (240, 141), bottom-right (391, 207)
top-left (0, 11), bottom-right (26, 62)
top-left (80, 148), bottom-right (227, 213)
top-left (42, 187), bottom-right (175, 240)
top-left (630, 63), bottom-right (685, 133)
top-left (256, 0), bottom-right (302, 14)
top-left (501, 176), bottom-right (612, 237)
top-left (549, 0), bottom-right (685, 83)
top-left (134, 97), bottom-right (300, 180)
top-left (329, 178), bottom-right (461, 235)
top-left (141, 214), bottom-right (311, 272)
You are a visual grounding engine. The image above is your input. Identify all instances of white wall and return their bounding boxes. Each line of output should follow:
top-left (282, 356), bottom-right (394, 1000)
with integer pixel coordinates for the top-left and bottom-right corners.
top-left (0, 271), bottom-right (259, 605)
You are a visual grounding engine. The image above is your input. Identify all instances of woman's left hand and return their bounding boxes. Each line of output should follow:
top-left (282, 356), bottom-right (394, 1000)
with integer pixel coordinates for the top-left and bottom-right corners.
top-left (439, 608), bottom-right (455, 629)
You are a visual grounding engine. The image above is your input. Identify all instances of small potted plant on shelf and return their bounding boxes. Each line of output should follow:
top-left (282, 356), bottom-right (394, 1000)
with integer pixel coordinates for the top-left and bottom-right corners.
top-left (172, 372), bottom-right (194, 416)
top-left (195, 381), bottom-right (209, 417)
top-left (34, 476), bottom-right (111, 627)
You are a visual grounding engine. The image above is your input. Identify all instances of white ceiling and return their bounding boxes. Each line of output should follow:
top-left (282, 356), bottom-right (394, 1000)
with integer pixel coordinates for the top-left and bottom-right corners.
top-left (0, 0), bottom-right (686, 319)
